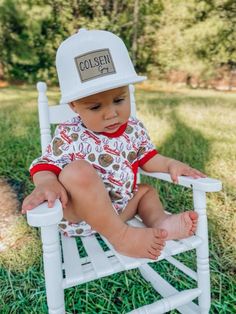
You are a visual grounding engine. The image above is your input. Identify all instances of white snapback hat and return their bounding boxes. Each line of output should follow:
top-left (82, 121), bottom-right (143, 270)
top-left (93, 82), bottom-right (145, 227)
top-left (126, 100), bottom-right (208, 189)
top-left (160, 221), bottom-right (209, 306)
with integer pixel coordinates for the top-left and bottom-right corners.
top-left (56, 28), bottom-right (146, 103)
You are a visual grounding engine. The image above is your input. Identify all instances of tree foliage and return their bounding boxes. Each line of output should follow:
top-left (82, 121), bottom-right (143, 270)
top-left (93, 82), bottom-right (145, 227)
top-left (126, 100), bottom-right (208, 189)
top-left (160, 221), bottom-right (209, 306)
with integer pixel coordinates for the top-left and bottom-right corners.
top-left (154, 0), bottom-right (236, 81)
top-left (0, 0), bottom-right (235, 84)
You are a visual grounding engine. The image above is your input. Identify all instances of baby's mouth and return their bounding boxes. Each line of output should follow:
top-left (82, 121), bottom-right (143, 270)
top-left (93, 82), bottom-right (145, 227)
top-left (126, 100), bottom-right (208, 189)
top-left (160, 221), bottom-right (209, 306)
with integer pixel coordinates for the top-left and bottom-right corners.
top-left (105, 123), bottom-right (120, 130)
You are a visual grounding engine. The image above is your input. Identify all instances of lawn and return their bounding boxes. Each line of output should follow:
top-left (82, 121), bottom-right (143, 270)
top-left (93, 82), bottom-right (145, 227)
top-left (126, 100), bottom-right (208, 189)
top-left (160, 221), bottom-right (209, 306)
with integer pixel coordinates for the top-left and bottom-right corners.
top-left (0, 83), bottom-right (235, 313)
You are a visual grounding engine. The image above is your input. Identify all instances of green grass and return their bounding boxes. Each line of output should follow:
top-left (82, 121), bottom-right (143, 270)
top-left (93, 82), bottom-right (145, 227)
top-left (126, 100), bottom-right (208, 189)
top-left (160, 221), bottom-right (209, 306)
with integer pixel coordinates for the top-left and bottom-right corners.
top-left (0, 83), bottom-right (235, 313)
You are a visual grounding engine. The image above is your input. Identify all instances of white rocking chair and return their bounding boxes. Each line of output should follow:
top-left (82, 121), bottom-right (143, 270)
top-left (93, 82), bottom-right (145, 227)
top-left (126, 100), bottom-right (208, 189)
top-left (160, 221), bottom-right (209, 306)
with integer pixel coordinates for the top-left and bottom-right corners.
top-left (26, 82), bottom-right (222, 314)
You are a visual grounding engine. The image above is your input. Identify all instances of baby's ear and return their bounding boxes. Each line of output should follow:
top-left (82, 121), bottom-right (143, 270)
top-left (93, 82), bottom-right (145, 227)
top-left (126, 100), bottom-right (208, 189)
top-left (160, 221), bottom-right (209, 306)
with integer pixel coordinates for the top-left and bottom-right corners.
top-left (69, 102), bottom-right (76, 112)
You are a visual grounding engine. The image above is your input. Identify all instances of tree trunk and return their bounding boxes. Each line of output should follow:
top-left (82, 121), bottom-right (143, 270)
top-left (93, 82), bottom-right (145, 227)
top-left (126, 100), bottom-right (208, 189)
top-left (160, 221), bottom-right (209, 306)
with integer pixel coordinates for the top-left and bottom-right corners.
top-left (132, 0), bottom-right (139, 66)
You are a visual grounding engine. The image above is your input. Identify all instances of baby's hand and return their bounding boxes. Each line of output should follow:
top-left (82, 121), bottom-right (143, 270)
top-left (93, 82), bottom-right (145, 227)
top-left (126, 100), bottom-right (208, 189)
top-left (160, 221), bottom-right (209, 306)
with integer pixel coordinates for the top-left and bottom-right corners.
top-left (168, 160), bottom-right (207, 184)
top-left (22, 179), bottom-right (68, 214)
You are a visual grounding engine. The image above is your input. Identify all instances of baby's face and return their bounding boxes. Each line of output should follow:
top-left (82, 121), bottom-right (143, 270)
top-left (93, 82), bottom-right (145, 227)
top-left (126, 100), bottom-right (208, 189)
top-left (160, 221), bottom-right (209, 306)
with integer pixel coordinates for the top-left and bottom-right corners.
top-left (69, 86), bottom-right (130, 133)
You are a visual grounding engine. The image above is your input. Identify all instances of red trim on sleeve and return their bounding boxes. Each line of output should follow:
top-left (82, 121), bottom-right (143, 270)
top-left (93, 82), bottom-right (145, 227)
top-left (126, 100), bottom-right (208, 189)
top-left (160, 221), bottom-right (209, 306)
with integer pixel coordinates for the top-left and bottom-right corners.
top-left (131, 150), bottom-right (158, 190)
top-left (138, 149), bottom-right (158, 167)
top-left (30, 164), bottom-right (62, 177)
top-left (132, 160), bottom-right (139, 190)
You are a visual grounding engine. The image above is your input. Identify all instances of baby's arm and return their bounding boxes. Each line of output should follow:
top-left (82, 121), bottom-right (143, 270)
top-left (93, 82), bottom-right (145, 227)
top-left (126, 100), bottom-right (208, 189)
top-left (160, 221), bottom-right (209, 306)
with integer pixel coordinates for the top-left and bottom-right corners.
top-left (22, 171), bottom-right (68, 213)
top-left (22, 122), bottom-right (77, 213)
top-left (141, 154), bottom-right (206, 183)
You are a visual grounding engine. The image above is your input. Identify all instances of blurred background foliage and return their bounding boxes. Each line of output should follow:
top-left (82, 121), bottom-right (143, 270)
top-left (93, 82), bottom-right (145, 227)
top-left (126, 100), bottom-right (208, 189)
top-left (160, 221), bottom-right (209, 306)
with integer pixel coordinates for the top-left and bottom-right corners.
top-left (0, 0), bottom-right (236, 87)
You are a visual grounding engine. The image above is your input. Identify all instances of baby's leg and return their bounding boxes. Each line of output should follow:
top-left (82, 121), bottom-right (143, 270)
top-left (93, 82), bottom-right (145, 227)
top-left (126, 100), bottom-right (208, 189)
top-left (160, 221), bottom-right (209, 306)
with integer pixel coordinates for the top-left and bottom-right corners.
top-left (136, 184), bottom-right (198, 240)
top-left (59, 160), bottom-right (166, 259)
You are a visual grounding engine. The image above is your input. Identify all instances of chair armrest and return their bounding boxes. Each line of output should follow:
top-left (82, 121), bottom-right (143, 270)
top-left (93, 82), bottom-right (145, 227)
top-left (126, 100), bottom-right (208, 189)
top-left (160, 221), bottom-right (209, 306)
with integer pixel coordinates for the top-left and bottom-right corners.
top-left (26, 199), bottom-right (63, 227)
top-left (139, 170), bottom-right (222, 192)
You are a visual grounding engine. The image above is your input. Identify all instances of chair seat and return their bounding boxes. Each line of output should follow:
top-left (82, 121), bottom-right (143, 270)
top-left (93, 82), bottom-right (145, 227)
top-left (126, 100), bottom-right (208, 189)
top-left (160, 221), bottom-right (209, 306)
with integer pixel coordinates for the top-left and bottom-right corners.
top-left (62, 216), bottom-right (202, 289)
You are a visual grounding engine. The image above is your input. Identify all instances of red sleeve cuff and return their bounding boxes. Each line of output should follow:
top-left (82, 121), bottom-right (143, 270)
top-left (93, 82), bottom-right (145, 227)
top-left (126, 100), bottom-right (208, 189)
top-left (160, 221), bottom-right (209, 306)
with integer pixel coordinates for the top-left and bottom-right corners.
top-left (138, 149), bottom-right (158, 167)
top-left (30, 164), bottom-right (62, 177)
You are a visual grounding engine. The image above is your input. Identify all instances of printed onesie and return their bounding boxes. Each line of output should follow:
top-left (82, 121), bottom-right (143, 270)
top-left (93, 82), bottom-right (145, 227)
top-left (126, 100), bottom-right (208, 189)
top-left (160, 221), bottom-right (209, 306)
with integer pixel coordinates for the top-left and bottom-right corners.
top-left (30, 116), bottom-right (158, 236)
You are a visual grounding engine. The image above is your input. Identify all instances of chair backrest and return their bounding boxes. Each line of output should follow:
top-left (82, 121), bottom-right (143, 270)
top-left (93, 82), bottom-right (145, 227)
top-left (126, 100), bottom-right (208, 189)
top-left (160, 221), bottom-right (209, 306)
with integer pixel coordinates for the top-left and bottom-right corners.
top-left (37, 82), bottom-right (137, 153)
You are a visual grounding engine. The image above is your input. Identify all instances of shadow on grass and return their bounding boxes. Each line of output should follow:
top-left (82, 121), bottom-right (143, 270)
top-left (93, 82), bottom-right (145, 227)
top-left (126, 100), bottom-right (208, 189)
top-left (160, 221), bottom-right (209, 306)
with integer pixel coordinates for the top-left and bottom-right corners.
top-left (141, 105), bottom-right (211, 215)
top-left (159, 110), bottom-right (211, 172)
top-left (137, 89), bottom-right (211, 171)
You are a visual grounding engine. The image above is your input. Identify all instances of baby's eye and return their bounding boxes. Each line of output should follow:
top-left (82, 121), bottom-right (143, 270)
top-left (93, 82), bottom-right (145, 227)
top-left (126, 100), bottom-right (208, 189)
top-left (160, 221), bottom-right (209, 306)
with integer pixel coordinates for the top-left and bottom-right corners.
top-left (89, 104), bottom-right (101, 111)
top-left (114, 98), bottom-right (124, 104)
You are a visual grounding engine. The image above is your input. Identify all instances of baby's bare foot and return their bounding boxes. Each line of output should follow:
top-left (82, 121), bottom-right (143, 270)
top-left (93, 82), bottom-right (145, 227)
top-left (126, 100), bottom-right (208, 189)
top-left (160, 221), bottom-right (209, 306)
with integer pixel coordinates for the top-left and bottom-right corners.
top-left (153, 211), bottom-right (198, 240)
top-left (111, 226), bottom-right (167, 260)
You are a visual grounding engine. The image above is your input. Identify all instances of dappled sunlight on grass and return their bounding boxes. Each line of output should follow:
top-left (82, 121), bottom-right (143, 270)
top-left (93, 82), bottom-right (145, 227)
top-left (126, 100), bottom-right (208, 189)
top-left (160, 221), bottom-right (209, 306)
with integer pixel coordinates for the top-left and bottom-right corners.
top-left (138, 80), bottom-right (236, 100)
top-left (137, 109), bottom-right (173, 149)
top-left (136, 86), bottom-right (236, 269)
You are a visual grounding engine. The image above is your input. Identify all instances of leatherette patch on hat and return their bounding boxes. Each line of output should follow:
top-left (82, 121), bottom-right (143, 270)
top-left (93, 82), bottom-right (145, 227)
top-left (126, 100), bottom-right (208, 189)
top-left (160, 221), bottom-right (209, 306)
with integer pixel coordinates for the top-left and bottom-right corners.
top-left (75, 49), bottom-right (116, 82)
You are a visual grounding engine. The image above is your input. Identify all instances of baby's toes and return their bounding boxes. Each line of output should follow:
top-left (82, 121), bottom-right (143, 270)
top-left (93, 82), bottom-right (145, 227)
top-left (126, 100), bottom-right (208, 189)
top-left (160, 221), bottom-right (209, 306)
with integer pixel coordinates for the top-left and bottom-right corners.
top-left (149, 247), bottom-right (161, 259)
top-left (153, 240), bottom-right (165, 251)
top-left (154, 236), bottom-right (165, 246)
top-left (192, 219), bottom-right (198, 225)
top-left (153, 228), bottom-right (168, 240)
top-left (189, 211), bottom-right (198, 221)
top-left (152, 242), bottom-right (164, 251)
top-left (147, 249), bottom-right (159, 260)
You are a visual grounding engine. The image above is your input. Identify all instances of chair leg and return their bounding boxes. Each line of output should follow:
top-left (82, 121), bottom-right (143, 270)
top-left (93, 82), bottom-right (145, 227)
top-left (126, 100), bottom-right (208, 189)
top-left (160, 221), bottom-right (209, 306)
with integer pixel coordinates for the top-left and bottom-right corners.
top-left (193, 190), bottom-right (211, 314)
top-left (41, 225), bottom-right (65, 314)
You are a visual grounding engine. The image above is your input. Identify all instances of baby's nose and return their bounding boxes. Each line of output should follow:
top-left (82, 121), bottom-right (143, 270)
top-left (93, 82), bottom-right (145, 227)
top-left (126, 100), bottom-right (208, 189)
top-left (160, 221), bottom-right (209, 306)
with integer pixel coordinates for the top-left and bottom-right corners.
top-left (104, 107), bottom-right (118, 120)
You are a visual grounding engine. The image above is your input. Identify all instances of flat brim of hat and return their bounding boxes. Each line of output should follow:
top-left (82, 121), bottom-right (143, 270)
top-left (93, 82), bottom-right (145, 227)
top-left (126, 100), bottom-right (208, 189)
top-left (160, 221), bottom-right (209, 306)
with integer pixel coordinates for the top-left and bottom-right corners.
top-left (60, 75), bottom-right (146, 104)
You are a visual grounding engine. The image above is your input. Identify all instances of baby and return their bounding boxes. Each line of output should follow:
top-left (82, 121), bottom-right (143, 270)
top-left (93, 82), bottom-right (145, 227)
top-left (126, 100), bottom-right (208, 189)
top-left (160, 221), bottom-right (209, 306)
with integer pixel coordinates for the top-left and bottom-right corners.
top-left (22, 29), bottom-right (205, 260)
